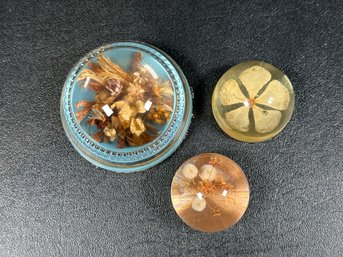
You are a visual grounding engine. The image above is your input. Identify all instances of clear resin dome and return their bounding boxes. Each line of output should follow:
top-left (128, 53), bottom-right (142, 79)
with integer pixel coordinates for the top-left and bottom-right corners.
top-left (212, 61), bottom-right (294, 142)
top-left (61, 42), bottom-right (192, 172)
top-left (171, 153), bottom-right (249, 232)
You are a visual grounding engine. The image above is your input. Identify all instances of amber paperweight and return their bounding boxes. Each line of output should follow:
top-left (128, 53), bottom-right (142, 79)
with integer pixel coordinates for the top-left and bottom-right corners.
top-left (171, 153), bottom-right (250, 233)
top-left (212, 61), bottom-right (294, 142)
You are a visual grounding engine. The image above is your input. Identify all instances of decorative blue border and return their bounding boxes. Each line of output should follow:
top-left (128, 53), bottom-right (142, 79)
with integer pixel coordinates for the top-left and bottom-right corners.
top-left (60, 42), bottom-right (192, 172)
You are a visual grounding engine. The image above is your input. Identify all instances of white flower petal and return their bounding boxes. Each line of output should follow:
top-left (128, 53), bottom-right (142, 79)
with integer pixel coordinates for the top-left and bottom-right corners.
top-left (253, 107), bottom-right (281, 133)
top-left (219, 79), bottom-right (246, 106)
top-left (256, 80), bottom-right (290, 110)
top-left (239, 66), bottom-right (271, 98)
top-left (225, 107), bottom-right (250, 132)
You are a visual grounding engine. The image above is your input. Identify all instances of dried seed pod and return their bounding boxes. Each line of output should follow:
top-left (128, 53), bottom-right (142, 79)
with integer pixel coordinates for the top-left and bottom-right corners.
top-left (191, 195), bottom-right (207, 212)
top-left (182, 163), bottom-right (198, 179)
top-left (199, 164), bottom-right (217, 181)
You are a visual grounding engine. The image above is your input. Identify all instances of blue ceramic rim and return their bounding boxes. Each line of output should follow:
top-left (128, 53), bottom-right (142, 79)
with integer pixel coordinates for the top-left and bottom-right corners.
top-left (60, 41), bottom-right (192, 172)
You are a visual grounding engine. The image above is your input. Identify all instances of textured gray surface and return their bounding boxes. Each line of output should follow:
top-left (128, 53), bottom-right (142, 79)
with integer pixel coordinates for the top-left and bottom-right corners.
top-left (1, 0), bottom-right (343, 256)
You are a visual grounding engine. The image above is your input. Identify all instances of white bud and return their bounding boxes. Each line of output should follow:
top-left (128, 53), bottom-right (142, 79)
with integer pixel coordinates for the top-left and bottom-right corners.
top-left (199, 164), bottom-right (217, 181)
top-left (191, 196), bottom-right (206, 212)
top-left (182, 163), bottom-right (198, 179)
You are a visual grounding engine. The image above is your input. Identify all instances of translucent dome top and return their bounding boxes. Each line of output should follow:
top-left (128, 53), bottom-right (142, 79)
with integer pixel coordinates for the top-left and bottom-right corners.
top-left (61, 42), bottom-right (192, 172)
top-left (171, 153), bottom-right (250, 232)
top-left (212, 61), bottom-right (294, 142)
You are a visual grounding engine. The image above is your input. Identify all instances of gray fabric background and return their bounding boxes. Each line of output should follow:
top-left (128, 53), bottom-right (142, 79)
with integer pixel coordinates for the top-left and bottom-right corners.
top-left (1, 0), bottom-right (343, 256)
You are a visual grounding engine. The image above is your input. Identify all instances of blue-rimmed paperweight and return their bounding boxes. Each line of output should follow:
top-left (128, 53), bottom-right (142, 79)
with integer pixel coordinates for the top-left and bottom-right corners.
top-left (60, 42), bottom-right (192, 172)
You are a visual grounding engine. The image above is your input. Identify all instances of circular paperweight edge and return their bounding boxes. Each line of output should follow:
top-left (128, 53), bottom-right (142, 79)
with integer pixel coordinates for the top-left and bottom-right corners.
top-left (212, 60), bottom-right (295, 143)
top-left (170, 153), bottom-right (250, 233)
top-left (60, 41), bottom-right (192, 172)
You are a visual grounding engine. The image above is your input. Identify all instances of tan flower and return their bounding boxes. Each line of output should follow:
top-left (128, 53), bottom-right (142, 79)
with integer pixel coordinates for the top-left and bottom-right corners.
top-left (103, 127), bottom-right (117, 142)
top-left (220, 66), bottom-right (290, 133)
top-left (152, 80), bottom-right (173, 99)
top-left (130, 117), bottom-right (146, 136)
top-left (125, 83), bottom-right (145, 104)
top-left (111, 101), bottom-right (137, 129)
top-left (135, 100), bottom-right (146, 113)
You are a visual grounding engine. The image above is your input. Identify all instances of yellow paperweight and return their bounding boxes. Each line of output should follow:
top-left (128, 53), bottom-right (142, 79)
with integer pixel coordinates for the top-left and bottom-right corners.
top-left (212, 61), bottom-right (294, 142)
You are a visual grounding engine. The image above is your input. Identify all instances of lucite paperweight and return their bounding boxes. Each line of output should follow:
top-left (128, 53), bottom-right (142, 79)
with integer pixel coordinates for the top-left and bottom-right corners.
top-left (171, 153), bottom-right (250, 233)
top-left (212, 61), bottom-right (294, 143)
top-left (60, 42), bottom-right (192, 172)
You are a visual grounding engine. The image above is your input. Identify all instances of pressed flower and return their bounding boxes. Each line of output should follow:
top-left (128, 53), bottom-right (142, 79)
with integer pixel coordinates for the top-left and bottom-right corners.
top-left (220, 66), bottom-right (290, 133)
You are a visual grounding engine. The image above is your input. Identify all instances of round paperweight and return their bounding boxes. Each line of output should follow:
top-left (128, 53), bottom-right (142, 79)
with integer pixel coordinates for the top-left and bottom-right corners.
top-left (60, 42), bottom-right (192, 172)
top-left (212, 61), bottom-right (294, 143)
top-left (171, 153), bottom-right (250, 233)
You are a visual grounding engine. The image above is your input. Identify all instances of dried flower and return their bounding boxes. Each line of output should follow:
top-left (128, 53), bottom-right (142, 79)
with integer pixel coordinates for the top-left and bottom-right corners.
top-left (106, 79), bottom-right (123, 98)
top-left (130, 117), bottom-right (146, 137)
top-left (199, 165), bottom-right (217, 181)
top-left (220, 66), bottom-right (290, 133)
top-left (76, 53), bottom-right (174, 148)
top-left (152, 80), bottom-right (173, 99)
top-left (103, 126), bottom-right (116, 142)
top-left (135, 100), bottom-right (146, 113)
top-left (92, 131), bottom-right (104, 143)
top-left (191, 195), bottom-right (206, 212)
top-left (182, 163), bottom-right (198, 179)
top-left (125, 83), bottom-right (145, 104)
top-left (75, 101), bottom-right (93, 123)
top-left (147, 106), bottom-right (171, 125)
top-left (88, 108), bottom-right (106, 122)
top-left (111, 101), bottom-right (137, 129)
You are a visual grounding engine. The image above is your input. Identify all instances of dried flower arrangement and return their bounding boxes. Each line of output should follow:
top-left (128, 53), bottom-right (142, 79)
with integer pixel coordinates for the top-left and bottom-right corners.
top-left (75, 53), bottom-right (174, 148)
top-left (181, 162), bottom-right (234, 216)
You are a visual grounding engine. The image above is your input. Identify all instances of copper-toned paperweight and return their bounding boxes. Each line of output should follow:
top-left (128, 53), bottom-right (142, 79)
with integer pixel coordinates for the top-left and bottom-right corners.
top-left (171, 153), bottom-right (250, 233)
